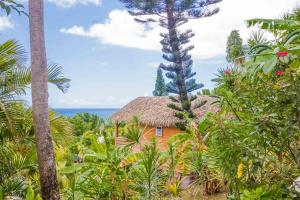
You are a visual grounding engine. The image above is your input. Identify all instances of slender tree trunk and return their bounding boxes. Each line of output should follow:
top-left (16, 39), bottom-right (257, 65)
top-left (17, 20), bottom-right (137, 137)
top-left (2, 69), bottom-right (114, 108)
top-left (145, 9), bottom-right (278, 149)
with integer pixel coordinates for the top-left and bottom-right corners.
top-left (29, 0), bottom-right (60, 199)
top-left (166, 1), bottom-right (191, 114)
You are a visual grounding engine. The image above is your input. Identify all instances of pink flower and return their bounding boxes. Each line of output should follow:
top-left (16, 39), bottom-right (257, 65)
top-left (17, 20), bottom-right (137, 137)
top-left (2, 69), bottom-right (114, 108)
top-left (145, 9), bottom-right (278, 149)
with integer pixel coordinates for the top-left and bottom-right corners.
top-left (277, 70), bottom-right (284, 76)
top-left (276, 51), bottom-right (288, 58)
top-left (225, 69), bottom-right (231, 75)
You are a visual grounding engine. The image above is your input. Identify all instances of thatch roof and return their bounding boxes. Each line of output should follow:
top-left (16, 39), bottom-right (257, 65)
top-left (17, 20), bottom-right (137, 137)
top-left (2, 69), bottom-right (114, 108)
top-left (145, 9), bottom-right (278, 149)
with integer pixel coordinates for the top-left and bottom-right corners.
top-left (109, 96), bottom-right (218, 127)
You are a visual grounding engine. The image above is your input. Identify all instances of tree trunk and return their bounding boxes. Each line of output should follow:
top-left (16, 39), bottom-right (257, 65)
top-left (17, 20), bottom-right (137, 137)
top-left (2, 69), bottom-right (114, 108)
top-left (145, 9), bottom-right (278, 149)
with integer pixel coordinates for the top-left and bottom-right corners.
top-left (29, 0), bottom-right (60, 199)
top-left (166, 1), bottom-right (191, 114)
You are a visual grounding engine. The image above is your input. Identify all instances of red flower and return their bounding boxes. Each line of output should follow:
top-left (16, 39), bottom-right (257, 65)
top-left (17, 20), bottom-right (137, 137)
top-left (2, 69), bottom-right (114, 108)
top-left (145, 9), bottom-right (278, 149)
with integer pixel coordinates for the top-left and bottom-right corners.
top-left (276, 51), bottom-right (288, 58)
top-left (277, 70), bottom-right (284, 76)
top-left (225, 69), bottom-right (231, 75)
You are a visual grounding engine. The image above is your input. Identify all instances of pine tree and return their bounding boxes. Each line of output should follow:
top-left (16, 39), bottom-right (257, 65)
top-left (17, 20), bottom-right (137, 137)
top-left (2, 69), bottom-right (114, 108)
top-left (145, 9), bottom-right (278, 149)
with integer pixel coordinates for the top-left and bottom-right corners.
top-left (226, 30), bottom-right (245, 65)
top-left (120, 0), bottom-right (222, 121)
top-left (153, 67), bottom-right (168, 96)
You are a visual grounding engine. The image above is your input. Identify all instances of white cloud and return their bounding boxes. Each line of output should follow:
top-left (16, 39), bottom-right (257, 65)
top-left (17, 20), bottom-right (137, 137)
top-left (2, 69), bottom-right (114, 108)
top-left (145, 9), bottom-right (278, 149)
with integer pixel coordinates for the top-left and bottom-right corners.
top-left (0, 16), bottom-right (13, 31)
top-left (60, 0), bottom-right (299, 59)
top-left (61, 9), bottom-right (161, 50)
top-left (47, 0), bottom-right (101, 8)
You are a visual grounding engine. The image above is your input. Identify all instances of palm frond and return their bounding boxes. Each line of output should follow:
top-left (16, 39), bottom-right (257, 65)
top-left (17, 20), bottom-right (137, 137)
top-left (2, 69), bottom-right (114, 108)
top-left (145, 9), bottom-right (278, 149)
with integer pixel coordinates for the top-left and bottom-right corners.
top-left (0, 40), bottom-right (26, 70)
top-left (247, 18), bottom-right (300, 32)
top-left (247, 30), bottom-right (270, 49)
top-left (47, 63), bottom-right (71, 93)
top-left (123, 117), bottom-right (143, 147)
top-left (283, 29), bottom-right (300, 46)
top-left (0, 0), bottom-right (27, 16)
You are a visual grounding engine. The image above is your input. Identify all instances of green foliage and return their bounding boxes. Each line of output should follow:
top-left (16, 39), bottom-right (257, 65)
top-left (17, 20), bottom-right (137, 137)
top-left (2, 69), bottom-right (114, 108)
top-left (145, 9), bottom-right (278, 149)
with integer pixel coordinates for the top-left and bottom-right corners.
top-left (153, 67), bottom-right (168, 96)
top-left (247, 7), bottom-right (300, 38)
top-left (247, 30), bottom-right (269, 49)
top-left (120, 0), bottom-right (217, 118)
top-left (0, 39), bottom-right (71, 199)
top-left (0, 0), bottom-right (26, 16)
top-left (226, 30), bottom-right (245, 65)
top-left (2, 3), bottom-right (300, 200)
top-left (59, 127), bottom-right (132, 199)
top-left (0, 142), bottom-right (36, 197)
top-left (0, 40), bottom-right (70, 96)
top-left (203, 7), bottom-right (300, 198)
top-left (130, 140), bottom-right (166, 200)
top-left (47, 63), bottom-right (71, 93)
top-left (122, 116), bottom-right (143, 147)
top-left (197, 88), bottom-right (212, 95)
top-left (59, 118), bottom-right (191, 199)
top-left (167, 115), bottom-right (225, 196)
top-left (0, 106), bottom-right (74, 198)
top-left (240, 184), bottom-right (290, 200)
top-left (68, 112), bottom-right (103, 136)
top-left (0, 40), bottom-right (70, 141)
top-left (25, 183), bottom-right (42, 200)
top-left (25, 183), bottom-right (34, 200)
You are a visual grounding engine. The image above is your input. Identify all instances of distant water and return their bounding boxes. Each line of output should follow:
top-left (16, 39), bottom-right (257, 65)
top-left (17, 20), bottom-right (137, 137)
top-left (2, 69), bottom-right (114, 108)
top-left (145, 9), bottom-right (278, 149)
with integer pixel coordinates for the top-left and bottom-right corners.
top-left (54, 108), bottom-right (119, 119)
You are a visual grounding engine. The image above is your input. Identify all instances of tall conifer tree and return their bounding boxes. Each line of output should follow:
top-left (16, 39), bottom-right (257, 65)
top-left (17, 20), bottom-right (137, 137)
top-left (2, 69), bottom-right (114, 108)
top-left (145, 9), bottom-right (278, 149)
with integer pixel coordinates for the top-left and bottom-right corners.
top-left (120, 0), bottom-right (222, 122)
top-left (153, 67), bottom-right (168, 96)
top-left (226, 30), bottom-right (245, 65)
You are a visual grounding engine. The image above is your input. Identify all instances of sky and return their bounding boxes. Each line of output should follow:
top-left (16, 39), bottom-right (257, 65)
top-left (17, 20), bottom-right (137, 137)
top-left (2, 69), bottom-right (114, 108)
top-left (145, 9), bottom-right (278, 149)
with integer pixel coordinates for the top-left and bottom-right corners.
top-left (1, 0), bottom-right (299, 108)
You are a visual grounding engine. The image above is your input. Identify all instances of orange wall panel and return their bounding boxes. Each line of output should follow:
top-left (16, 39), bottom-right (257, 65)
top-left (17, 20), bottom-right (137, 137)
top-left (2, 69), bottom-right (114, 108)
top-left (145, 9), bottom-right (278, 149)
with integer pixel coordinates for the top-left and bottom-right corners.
top-left (140, 126), bottom-right (184, 151)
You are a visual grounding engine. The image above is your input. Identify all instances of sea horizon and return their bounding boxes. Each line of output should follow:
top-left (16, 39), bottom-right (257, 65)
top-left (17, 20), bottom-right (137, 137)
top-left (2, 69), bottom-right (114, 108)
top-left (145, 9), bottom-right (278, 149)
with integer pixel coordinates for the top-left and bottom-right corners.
top-left (54, 108), bottom-right (120, 118)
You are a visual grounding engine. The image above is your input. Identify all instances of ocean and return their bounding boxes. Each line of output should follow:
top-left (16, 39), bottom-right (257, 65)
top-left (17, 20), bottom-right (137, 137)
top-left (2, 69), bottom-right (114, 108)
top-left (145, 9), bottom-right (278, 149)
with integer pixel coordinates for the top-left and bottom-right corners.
top-left (54, 108), bottom-right (119, 119)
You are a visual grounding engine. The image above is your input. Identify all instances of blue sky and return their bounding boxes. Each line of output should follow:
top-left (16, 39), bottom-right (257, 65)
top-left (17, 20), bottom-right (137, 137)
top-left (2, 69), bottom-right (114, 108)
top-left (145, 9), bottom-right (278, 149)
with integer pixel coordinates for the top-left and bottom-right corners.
top-left (1, 0), bottom-right (298, 108)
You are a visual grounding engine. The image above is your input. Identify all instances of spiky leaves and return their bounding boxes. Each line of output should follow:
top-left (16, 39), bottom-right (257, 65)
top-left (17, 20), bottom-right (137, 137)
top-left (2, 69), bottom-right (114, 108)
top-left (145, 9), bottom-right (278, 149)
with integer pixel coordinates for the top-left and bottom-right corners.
top-left (153, 67), bottom-right (168, 96)
top-left (247, 30), bottom-right (269, 49)
top-left (130, 140), bottom-right (165, 200)
top-left (123, 116), bottom-right (143, 147)
top-left (0, 144), bottom-right (36, 197)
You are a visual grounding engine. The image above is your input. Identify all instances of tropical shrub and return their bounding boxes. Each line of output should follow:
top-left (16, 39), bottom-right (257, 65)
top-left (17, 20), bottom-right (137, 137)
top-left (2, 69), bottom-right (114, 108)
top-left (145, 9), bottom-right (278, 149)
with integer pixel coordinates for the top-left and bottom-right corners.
top-left (200, 7), bottom-right (300, 199)
top-left (0, 39), bottom-right (71, 198)
top-left (68, 112), bottom-right (104, 136)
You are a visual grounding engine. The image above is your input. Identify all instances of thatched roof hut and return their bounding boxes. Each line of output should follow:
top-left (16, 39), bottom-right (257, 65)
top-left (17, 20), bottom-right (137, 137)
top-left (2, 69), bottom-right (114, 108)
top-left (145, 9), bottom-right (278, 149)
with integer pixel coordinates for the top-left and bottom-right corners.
top-left (110, 96), bottom-right (217, 127)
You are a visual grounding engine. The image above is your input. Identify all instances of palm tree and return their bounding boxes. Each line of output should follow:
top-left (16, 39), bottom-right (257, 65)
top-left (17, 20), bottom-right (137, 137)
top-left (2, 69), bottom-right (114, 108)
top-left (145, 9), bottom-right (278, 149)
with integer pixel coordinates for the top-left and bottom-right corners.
top-left (0, 39), bottom-right (70, 199)
top-left (0, 40), bottom-right (70, 139)
top-left (29, 0), bottom-right (60, 199)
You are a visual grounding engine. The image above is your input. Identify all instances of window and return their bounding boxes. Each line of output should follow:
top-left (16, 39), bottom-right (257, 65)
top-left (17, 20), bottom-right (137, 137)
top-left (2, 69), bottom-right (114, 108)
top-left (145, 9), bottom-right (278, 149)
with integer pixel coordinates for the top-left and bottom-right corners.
top-left (156, 127), bottom-right (163, 137)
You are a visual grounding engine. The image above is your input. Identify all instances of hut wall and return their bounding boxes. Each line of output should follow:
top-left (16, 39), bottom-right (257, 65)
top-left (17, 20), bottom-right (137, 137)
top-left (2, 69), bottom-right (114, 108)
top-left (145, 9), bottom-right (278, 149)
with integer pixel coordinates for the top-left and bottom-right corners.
top-left (140, 126), bottom-right (184, 151)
